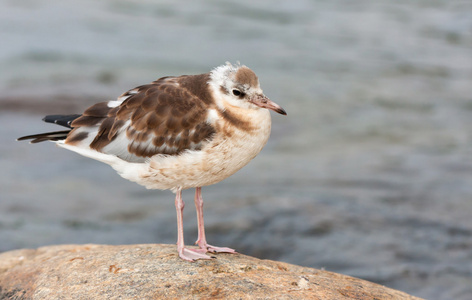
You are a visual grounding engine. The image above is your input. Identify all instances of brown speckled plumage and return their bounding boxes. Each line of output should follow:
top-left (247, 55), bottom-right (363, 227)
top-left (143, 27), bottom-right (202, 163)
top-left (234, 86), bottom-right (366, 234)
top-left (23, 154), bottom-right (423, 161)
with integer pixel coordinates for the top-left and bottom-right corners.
top-left (66, 74), bottom-right (217, 159)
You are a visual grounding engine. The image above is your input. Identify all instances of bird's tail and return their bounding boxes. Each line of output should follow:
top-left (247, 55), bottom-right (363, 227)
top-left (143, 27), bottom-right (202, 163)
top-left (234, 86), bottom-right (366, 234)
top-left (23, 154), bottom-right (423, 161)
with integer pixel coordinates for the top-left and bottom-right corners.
top-left (17, 114), bottom-right (81, 143)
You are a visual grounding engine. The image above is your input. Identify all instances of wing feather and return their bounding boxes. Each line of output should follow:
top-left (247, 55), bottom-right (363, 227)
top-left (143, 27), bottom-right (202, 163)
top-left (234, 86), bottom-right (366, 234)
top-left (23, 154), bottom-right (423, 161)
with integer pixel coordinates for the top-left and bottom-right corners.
top-left (65, 74), bottom-right (216, 162)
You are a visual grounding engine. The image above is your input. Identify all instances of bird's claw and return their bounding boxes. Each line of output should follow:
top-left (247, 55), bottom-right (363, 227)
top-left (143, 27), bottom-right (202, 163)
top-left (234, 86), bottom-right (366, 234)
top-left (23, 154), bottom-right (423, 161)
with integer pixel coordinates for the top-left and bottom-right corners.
top-left (197, 242), bottom-right (237, 254)
top-left (179, 247), bottom-right (213, 262)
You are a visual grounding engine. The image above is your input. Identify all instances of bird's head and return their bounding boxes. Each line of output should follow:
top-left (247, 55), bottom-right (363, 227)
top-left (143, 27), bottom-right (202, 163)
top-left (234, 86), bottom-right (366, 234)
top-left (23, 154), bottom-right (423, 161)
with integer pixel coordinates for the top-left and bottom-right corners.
top-left (209, 63), bottom-right (287, 115)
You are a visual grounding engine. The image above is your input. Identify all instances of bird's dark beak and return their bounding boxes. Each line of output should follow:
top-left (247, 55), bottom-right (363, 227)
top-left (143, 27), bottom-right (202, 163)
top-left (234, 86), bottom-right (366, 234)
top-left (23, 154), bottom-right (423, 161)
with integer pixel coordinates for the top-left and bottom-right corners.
top-left (251, 95), bottom-right (287, 115)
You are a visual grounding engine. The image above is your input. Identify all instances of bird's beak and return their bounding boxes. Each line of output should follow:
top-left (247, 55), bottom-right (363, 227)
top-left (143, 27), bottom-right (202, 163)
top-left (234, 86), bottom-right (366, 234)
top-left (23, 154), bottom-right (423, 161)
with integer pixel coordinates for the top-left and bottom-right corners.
top-left (251, 95), bottom-right (287, 115)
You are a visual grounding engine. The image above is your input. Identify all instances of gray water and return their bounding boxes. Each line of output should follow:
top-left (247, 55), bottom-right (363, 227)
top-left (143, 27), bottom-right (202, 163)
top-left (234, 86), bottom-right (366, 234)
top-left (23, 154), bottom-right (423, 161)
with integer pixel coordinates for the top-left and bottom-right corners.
top-left (2, 1), bottom-right (472, 299)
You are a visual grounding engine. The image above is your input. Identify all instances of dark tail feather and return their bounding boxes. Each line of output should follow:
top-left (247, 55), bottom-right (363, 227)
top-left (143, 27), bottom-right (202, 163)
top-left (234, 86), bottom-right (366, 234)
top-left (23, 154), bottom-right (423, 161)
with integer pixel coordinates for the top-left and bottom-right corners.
top-left (43, 114), bottom-right (82, 128)
top-left (17, 130), bottom-right (71, 143)
top-left (17, 114), bottom-right (82, 143)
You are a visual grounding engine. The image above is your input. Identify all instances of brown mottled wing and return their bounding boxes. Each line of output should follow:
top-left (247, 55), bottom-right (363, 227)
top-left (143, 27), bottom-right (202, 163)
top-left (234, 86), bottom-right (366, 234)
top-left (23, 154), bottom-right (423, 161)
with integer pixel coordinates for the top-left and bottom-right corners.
top-left (66, 74), bottom-right (216, 162)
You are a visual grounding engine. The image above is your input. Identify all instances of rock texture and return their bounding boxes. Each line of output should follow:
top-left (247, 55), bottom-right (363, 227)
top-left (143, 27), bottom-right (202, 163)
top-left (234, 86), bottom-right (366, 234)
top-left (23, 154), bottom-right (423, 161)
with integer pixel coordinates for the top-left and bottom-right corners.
top-left (0, 244), bottom-right (422, 299)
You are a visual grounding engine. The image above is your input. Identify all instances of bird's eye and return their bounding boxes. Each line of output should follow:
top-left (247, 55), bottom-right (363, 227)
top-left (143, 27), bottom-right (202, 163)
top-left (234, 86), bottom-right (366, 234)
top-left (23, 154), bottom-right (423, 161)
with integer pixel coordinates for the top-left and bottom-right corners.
top-left (232, 89), bottom-right (242, 96)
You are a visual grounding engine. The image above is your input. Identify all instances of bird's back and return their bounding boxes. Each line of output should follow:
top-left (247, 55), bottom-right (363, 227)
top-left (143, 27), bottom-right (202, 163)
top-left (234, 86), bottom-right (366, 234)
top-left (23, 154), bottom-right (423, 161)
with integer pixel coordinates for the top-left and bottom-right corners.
top-left (65, 74), bottom-right (218, 164)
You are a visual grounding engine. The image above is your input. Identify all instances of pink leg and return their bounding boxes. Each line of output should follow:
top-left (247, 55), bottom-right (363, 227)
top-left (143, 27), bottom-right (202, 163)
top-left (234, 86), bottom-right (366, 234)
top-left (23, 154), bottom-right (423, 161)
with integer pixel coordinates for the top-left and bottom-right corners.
top-left (175, 188), bottom-right (212, 261)
top-left (194, 187), bottom-right (236, 254)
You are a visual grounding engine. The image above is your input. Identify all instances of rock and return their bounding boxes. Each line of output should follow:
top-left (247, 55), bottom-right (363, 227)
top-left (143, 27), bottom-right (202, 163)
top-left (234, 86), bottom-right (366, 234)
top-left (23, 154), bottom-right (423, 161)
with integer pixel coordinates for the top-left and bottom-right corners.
top-left (0, 244), bottom-right (422, 299)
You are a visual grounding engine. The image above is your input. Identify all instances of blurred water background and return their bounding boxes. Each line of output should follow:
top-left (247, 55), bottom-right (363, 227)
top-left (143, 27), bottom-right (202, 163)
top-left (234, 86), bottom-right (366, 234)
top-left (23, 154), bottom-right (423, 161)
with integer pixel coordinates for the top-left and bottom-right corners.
top-left (1, 1), bottom-right (472, 299)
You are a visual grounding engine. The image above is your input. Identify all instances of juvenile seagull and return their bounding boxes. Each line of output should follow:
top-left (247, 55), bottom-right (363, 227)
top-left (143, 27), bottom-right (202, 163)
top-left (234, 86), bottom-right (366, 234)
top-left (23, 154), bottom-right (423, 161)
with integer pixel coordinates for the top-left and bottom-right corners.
top-left (18, 63), bottom-right (286, 261)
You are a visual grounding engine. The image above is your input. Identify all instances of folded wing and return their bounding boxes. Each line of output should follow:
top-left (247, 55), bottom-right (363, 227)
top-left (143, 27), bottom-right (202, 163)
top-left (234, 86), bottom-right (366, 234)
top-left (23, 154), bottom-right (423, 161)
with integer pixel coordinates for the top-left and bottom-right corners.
top-left (66, 76), bottom-right (216, 163)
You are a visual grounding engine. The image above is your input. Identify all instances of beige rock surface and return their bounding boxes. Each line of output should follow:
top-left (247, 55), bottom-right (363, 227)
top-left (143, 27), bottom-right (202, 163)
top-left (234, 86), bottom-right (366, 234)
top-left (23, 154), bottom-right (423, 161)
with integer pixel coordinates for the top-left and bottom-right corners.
top-left (0, 244), bottom-right (422, 299)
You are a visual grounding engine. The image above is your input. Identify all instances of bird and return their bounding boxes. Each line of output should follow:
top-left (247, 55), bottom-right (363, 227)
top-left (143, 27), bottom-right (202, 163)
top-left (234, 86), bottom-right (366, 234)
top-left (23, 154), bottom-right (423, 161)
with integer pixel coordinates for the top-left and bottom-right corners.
top-left (17, 62), bottom-right (287, 261)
